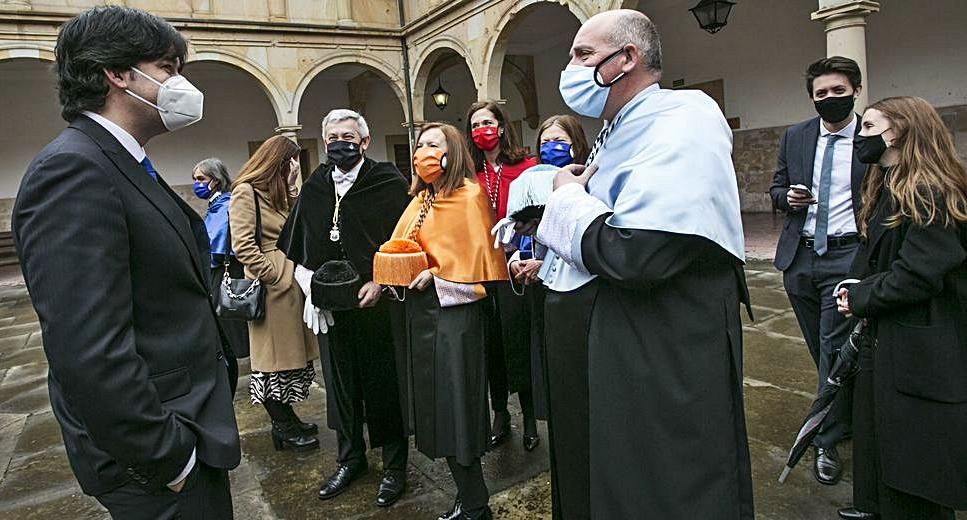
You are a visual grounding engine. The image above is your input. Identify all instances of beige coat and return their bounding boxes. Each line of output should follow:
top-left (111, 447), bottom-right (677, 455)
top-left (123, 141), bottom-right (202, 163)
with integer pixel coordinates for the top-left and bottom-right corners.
top-left (229, 183), bottom-right (317, 373)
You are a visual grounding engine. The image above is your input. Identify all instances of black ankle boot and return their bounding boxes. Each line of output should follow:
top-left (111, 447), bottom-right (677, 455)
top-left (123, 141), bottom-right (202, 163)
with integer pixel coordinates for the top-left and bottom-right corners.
top-left (284, 406), bottom-right (319, 436)
top-left (271, 421), bottom-right (319, 452)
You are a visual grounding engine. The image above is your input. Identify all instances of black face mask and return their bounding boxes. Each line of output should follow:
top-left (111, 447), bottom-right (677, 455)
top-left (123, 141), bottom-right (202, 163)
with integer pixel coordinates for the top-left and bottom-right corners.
top-left (853, 133), bottom-right (889, 164)
top-left (327, 140), bottom-right (363, 171)
top-left (814, 95), bottom-right (855, 124)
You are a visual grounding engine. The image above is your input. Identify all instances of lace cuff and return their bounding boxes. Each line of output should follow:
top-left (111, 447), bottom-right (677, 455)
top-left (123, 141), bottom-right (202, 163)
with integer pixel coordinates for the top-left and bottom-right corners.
top-left (535, 184), bottom-right (610, 269)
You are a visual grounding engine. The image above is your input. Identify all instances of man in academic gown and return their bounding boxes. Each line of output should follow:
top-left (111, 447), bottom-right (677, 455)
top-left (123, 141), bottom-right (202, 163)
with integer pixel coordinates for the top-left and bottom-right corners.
top-left (277, 109), bottom-right (411, 508)
top-left (535, 10), bottom-right (754, 519)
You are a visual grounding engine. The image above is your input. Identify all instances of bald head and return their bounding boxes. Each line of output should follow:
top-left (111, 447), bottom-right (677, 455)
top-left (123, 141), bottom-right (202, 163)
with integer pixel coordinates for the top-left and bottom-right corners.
top-left (579, 9), bottom-right (662, 75)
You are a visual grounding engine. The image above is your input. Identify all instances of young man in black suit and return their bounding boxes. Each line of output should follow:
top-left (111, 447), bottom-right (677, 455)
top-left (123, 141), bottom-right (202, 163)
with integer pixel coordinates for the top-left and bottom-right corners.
top-left (13, 6), bottom-right (241, 518)
top-left (770, 56), bottom-right (866, 493)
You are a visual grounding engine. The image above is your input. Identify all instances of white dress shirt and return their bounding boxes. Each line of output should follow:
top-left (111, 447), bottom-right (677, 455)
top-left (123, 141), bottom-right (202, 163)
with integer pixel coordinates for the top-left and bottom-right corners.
top-left (802, 115), bottom-right (858, 237)
top-left (82, 111), bottom-right (147, 163)
top-left (82, 111), bottom-right (196, 488)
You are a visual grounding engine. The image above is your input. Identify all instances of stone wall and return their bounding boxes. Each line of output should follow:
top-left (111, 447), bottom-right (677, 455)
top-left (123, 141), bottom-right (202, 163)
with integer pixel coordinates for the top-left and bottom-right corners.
top-left (733, 103), bottom-right (967, 213)
top-left (733, 125), bottom-right (786, 213)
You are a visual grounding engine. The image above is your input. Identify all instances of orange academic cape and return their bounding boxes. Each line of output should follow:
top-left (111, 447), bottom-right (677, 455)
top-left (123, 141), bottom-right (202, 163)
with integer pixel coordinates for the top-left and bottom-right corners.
top-left (390, 180), bottom-right (509, 284)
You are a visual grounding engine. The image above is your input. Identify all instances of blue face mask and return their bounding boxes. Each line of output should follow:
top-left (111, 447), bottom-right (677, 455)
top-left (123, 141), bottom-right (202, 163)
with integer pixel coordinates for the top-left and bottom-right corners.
top-left (540, 141), bottom-right (573, 167)
top-left (193, 180), bottom-right (213, 199)
top-left (558, 47), bottom-right (628, 118)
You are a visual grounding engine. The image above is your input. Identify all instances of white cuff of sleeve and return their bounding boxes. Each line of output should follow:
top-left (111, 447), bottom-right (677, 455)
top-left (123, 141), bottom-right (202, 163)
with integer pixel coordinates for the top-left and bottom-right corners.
top-left (433, 276), bottom-right (486, 307)
top-left (167, 448), bottom-right (196, 487)
top-left (535, 184), bottom-right (610, 269)
top-left (294, 264), bottom-right (313, 297)
top-left (507, 250), bottom-right (522, 268)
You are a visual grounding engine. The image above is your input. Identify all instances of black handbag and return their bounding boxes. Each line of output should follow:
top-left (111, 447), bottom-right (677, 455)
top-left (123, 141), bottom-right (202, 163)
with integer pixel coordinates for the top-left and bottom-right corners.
top-left (216, 192), bottom-right (266, 321)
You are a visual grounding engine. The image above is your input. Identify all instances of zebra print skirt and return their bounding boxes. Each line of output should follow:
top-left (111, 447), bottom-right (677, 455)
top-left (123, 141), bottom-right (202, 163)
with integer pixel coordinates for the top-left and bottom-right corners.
top-left (249, 362), bottom-right (315, 404)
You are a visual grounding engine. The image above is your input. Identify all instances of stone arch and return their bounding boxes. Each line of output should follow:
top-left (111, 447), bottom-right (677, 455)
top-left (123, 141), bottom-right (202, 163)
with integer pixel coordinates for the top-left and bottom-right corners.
top-left (187, 48), bottom-right (289, 126)
top-left (481, 0), bottom-right (589, 101)
top-left (411, 40), bottom-right (479, 121)
top-left (413, 35), bottom-right (479, 93)
top-left (292, 53), bottom-right (407, 124)
top-left (0, 43), bottom-right (56, 63)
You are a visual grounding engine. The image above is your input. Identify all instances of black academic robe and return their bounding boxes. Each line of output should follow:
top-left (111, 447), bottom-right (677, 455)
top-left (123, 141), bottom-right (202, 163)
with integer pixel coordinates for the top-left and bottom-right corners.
top-left (405, 283), bottom-right (491, 465)
top-left (549, 214), bottom-right (755, 519)
top-left (277, 158), bottom-right (410, 447)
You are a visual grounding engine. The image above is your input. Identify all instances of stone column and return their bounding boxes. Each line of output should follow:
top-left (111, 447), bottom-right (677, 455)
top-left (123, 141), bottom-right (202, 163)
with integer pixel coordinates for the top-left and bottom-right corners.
top-left (336, 0), bottom-right (353, 26)
top-left (811, 0), bottom-right (880, 111)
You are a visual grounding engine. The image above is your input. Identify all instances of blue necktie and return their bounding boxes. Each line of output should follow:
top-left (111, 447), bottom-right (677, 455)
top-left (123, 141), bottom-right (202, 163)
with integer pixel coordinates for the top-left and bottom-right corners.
top-left (814, 134), bottom-right (842, 256)
top-left (140, 157), bottom-right (159, 182)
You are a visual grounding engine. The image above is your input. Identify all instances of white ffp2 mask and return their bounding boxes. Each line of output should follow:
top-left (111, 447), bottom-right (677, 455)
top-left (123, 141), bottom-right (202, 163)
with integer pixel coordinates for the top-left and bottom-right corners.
top-left (126, 67), bottom-right (204, 131)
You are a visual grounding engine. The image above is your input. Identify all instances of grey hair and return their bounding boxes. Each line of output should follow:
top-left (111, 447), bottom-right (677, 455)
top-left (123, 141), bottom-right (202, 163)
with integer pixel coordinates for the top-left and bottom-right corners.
top-left (193, 158), bottom-right (233, 191)
top-left (322, 109), bottom-right (370, 139)
top-left (608, 12), bottom-right (662, 74)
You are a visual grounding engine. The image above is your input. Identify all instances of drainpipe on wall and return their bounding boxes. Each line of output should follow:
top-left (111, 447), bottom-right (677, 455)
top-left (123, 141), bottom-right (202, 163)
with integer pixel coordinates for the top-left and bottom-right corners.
top-left (398, 0), bottom-right (418, 149)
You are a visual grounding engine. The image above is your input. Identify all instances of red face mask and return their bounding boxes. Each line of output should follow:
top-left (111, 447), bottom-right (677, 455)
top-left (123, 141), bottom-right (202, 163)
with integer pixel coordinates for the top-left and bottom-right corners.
top-left (413, 147), bottom-right (446, 184)
top-left (471, 126), bottom-right (500, 152)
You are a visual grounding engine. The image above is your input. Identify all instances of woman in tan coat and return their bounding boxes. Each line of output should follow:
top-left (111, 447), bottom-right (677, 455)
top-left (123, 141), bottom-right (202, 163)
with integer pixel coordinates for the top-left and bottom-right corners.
top-left (230, 135), bottom-right (319, 452)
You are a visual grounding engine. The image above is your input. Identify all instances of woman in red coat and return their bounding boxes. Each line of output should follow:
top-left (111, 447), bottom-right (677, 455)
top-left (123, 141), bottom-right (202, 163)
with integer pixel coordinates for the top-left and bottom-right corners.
top-left (465, 101), bottom-right (540, 451)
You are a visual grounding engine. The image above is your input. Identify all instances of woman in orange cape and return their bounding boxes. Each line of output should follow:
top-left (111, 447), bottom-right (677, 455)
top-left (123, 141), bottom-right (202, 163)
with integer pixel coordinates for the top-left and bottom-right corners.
top-left (378, 123), bottom-right (506, 520)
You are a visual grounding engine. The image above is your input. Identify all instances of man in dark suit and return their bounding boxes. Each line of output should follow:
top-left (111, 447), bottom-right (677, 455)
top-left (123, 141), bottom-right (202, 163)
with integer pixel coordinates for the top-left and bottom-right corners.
top-left (13, 7), bottom-right (240, 519)
top-left (770, 56), bottom-right (866, 492)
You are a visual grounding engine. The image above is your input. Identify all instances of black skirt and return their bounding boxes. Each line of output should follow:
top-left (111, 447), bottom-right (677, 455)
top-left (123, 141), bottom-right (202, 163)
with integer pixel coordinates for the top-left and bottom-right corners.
top-left (405, 283), bottom-right (490, 466)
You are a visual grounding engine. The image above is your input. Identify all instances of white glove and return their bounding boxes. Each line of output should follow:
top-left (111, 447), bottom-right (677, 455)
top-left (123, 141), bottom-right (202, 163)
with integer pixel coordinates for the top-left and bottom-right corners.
top-left (490, 217), bottom-right (516, 249)
top-left (294, 264), bottom-right (313, 297)
top-left (302, 297), bottom-right (322, 335)
top-left (319, 309), bottom-right (335, 334)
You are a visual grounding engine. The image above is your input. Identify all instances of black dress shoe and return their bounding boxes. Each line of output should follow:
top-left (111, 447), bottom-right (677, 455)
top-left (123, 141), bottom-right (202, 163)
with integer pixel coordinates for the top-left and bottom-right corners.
top-left (523, 434), bottom-right (540, 452)
top-left (437, 498), bottom-right (463, 520)
top-left (838, 507), bottom-right (879, 519)
top-left (814, 446), bottom-right (843, 485)
top-left (271, 421), bottom-right (320, 452)
top-left (488, 411), bottom-right (511, 449)
top-left (318, 463), bottom-right (368, 500)
top-left (375, 470), bottom-right (406, 507)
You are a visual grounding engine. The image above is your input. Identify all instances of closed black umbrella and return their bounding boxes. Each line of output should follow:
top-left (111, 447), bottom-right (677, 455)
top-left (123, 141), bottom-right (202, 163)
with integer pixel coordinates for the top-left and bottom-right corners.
top-left (779, 321), bottom-right (870, 483)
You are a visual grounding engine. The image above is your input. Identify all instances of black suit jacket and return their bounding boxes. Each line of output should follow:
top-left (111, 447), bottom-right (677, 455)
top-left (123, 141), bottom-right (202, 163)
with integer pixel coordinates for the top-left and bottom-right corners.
top-left (769, 116), bottom-right (866, 271)
top-left (846, 189), bottom-right (967, 509)
top-left (12, 115), bottom-right (241, 496)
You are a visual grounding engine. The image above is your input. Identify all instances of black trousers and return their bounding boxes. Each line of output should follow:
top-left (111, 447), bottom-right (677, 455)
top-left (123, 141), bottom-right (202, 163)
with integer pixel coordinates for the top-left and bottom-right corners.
top-left (446, 456), bottom-right (489, 511)
top-left (337, 424), bottom-right (408, 472)
top-left (95, 463), bottom-right (232, 520)
top-left (782, 241), bottom-right (857, 448)
top-left (852, 346), bottom-right (955, 520)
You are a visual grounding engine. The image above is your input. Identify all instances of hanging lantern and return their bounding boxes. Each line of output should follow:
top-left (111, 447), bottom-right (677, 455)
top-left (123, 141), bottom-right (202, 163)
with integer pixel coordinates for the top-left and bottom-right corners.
top-left (689, 0), bottom-right (735, 34)
top-left (431, 80), bottom-right (451, 110)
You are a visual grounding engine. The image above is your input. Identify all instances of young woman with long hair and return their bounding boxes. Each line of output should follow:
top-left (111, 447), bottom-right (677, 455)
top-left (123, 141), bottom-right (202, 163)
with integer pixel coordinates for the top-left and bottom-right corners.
top-left (229, 135), bottom-right (320, 452)
top-left (464, 100), bottom-right (541, 451)
top-left (837, 96), bottom-right (967, 520)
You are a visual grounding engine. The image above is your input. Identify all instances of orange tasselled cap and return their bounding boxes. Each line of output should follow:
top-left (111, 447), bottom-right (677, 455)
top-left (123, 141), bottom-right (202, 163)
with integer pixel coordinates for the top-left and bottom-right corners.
top-left (373, 238), bottom-right (429, 286)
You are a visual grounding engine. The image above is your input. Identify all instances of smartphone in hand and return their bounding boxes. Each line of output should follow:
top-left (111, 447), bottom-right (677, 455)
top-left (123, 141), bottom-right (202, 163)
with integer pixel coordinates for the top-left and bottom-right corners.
top-left (790, 184), bottom-right (814, 199)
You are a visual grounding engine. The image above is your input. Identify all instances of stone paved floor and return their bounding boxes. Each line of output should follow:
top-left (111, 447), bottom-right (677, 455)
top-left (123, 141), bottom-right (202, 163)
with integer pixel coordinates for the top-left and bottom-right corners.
top-left (1, 226), bottom-right (965, 519)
